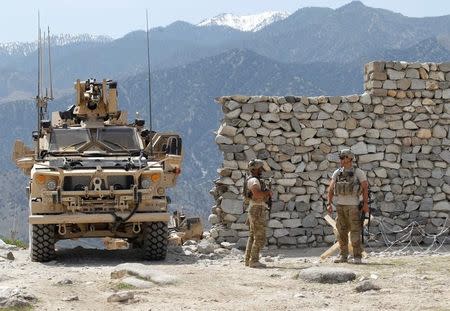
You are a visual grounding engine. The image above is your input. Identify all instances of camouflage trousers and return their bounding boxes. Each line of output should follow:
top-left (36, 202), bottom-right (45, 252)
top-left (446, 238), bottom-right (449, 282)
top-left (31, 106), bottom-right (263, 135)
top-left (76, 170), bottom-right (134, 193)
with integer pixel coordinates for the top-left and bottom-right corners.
top-left (336, 204), bottom-right (362, 258)
top-left (245, 204), bottom-right (266, 265)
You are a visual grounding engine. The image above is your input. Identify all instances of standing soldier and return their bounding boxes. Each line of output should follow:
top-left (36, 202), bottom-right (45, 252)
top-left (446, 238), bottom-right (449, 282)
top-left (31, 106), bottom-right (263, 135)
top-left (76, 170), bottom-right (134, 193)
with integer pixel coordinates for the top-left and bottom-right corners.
top-left (244, 159), bottom-right (272, 268)
top-left (327, 149), bottom-right (369, 264)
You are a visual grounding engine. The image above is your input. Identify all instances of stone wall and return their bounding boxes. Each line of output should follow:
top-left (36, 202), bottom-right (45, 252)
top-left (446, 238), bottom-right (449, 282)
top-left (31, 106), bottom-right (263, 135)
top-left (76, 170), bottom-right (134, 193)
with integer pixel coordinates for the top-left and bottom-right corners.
top-left (209, 61), bottom-right (450, 248)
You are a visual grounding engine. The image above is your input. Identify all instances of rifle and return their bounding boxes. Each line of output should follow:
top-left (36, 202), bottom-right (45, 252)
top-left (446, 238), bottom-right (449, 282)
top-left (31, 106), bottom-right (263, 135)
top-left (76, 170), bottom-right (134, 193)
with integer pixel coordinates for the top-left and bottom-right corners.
top-left (261, 178), bottom-right (272, 212)
top-left (359, 190), bottom-right (374, 245)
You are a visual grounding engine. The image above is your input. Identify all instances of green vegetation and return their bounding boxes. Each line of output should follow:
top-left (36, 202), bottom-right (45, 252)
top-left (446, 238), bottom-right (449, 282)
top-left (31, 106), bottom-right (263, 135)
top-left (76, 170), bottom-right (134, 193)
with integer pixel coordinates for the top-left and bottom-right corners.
top-left (114, 282), bottom-right (136, 290)
top-left (1, 237), bottom-right (27, 249)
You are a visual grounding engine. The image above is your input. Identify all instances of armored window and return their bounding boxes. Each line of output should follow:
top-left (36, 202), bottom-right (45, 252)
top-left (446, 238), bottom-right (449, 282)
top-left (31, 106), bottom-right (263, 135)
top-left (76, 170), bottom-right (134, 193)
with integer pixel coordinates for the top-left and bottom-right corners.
top-left (97, 127), bottom-right (141, 151)
top-left (49, 128), bottom-right (90, 151)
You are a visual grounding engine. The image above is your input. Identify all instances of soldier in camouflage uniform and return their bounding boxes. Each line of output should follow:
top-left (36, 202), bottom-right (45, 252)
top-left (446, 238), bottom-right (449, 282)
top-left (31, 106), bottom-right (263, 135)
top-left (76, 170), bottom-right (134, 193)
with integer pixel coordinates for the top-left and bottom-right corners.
top-left (327, 149), bottom-right (369, 264)
top-left (244, 159), bottom-right (272, 268)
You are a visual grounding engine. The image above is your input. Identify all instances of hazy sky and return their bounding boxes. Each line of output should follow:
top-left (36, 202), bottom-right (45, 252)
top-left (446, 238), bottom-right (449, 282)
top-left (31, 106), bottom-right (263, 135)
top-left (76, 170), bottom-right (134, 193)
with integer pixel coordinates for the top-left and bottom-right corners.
top-left (1, 0), bottom-right (449, 43)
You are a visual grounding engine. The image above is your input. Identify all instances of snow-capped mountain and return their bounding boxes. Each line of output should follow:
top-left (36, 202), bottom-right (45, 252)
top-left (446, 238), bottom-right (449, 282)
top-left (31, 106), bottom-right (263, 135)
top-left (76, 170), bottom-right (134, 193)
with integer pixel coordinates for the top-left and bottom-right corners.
top-left (197, 11), bottom-right (290, 32)
top-left (0, 34), bottom-right (112, 57)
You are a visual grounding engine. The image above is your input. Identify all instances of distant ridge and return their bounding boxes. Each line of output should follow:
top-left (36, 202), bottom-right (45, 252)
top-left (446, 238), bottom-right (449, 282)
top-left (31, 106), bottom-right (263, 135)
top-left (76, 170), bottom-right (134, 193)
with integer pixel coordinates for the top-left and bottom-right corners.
top-left (0, 34), bottom-right (112, 56)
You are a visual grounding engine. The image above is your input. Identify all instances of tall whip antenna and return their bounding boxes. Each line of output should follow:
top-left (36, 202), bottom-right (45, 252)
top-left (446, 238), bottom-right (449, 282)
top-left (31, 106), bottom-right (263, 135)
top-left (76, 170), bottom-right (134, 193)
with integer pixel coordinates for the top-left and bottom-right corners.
top-left (37, 12), bottom-right (41, 99)
top-left (35, 12), bottom-right (53, 160)
top-left (36, 11), bottom-right (42, 159)
top-left (146, 9), bottom-right (153, 156)
top-left (47, 26), bottom-right (53, 99)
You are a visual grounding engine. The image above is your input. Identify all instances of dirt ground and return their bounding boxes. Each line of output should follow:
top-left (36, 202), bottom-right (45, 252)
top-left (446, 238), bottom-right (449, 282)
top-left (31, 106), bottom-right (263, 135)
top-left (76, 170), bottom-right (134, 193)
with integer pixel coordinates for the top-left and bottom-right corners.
top-left (1, 244), bottom-right (450, 311)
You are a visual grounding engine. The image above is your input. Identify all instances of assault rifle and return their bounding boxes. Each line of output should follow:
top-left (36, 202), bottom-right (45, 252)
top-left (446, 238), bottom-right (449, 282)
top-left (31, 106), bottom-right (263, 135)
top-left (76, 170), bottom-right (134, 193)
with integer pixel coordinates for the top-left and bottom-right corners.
top-left (359, 189), bottom-right (375, 245)
top-left (261, 178), bottom-right (273, 212)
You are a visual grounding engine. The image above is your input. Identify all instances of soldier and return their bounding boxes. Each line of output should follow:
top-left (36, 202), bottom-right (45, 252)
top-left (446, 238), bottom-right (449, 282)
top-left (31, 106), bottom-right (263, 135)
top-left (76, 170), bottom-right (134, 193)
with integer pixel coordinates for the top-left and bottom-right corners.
top-left (327, 149), bottom-right (369, 264)
top-left (244, 159), bottom-right (272, 268)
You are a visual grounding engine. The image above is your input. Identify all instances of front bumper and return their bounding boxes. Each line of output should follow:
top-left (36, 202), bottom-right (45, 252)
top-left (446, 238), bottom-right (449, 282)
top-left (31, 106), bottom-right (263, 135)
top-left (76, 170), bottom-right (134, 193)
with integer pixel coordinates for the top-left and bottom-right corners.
top-left (29, 212), bottom-right (170, 225)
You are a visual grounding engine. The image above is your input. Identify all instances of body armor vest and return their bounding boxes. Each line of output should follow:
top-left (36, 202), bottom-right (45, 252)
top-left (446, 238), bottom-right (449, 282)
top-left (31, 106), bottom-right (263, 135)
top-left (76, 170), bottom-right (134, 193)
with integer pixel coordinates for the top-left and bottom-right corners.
top-left (334, 168), bottom-right (360, 196)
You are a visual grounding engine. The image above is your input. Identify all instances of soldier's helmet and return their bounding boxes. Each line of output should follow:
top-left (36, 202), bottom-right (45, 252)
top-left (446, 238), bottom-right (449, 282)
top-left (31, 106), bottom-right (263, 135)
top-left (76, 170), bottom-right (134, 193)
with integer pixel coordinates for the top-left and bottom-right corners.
top-left (248, 159), bottom-right (265, 171)
top-left (339, 149), bottom-right (354, 159)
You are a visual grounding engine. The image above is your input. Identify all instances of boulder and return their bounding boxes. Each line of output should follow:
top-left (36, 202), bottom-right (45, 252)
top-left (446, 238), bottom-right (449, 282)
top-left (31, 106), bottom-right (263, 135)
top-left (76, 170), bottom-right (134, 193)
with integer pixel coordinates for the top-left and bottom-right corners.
top-left (299, 267), bottom-right (356, 283)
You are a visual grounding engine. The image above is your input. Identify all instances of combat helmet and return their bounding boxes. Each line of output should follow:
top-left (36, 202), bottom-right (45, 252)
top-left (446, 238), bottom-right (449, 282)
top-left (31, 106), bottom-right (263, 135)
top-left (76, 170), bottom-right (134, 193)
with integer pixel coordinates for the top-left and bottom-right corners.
top-left (339, 149), bottom-right (354, 159)
top-left (248, 159), bottom-right (265, 171)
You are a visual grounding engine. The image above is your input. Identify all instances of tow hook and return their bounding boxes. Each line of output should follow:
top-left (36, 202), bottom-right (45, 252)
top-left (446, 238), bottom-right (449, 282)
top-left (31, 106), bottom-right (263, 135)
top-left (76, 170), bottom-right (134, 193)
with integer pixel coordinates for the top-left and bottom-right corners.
top-left (58, 224), bottom-right (67, 235)
top-left (132, 223), bottom-right (141, 234)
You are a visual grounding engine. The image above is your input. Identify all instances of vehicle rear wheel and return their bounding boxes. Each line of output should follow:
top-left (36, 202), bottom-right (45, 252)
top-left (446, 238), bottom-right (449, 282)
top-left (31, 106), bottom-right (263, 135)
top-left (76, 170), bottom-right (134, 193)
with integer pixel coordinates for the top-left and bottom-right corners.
top-left (30, 224), bottom-right (56, 262)
top-left (142, 222), bottom-right (168, 260)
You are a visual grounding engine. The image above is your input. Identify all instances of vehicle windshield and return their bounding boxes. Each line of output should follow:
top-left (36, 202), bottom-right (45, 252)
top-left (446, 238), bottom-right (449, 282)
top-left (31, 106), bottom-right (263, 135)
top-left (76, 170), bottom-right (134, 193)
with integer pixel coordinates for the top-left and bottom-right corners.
top-left (97, 127), bottom-right (140, 151)
top-left (48, 127), bottom-right (141, 153)
top-left (49, 128), bottom-right (90, 151)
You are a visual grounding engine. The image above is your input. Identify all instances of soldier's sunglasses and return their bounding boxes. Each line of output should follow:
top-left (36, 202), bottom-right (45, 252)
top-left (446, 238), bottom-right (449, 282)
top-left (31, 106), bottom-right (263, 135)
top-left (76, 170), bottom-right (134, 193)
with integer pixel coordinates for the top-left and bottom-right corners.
top-left (339, 155), bottom-right (349, 160)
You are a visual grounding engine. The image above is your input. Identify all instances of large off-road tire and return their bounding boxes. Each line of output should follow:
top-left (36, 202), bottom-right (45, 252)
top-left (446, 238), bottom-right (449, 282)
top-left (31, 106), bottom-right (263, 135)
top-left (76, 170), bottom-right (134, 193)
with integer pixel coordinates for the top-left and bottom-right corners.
top-left (142, 222), bottom-right (168, 260)
top-left (30, 224), bottom-right (56, 262)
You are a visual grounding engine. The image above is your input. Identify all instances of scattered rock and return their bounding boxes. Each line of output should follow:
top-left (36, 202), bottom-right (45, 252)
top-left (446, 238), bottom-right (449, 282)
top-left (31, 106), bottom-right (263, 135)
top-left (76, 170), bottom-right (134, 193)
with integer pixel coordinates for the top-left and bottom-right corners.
top-left (197, 240), bottom-right (218, 254)
top-left (214, 248), bottom-right (230, 256)
top-left (62, 295), bottom-right (79, 301)
top-left (299, 267), bottom-right (356, 284)
top-left (111, 263), bottom-right (178, 285)
top-left (55, 278), bottom-right (74, 285)
top-left (0, 251), bottom-right (14, 261)
top-left (107, 291), bottom-right (134, 303)
top-left (355, 280), bottom-right (381, 292)
top-left (220, 242), bottom-right (235, 250)
top-left (0, 287), bottom-right (37, 308)
top-left (370, 273), bottom-right (379, 280)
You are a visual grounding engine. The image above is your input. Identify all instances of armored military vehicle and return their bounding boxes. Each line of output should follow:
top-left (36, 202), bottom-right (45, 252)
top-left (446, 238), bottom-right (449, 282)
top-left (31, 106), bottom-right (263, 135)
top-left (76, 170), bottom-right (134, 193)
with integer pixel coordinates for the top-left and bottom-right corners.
top-left (12, 78), bottom-right (182, 262)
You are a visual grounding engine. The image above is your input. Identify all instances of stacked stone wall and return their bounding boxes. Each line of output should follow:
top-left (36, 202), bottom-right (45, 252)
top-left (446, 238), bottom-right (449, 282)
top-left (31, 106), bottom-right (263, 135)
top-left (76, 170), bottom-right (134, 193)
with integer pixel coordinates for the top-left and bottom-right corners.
top-left (209, 61), bottom-right (450, 248)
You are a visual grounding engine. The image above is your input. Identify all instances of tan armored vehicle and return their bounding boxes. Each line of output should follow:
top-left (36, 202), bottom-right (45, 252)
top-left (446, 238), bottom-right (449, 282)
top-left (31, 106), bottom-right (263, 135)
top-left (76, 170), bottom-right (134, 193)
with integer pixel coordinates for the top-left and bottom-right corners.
top-left (12, 78), bottom-right (182, 262)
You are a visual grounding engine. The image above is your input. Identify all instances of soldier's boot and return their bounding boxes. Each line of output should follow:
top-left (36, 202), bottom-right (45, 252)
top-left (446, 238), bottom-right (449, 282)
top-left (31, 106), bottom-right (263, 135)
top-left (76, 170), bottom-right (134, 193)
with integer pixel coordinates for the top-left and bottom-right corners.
top-left (249, 261), bottom-right (266, 268)
top-left (351, 257), bottom-right (362, 264)
top-left (333, 255), bottom-right (348, 263)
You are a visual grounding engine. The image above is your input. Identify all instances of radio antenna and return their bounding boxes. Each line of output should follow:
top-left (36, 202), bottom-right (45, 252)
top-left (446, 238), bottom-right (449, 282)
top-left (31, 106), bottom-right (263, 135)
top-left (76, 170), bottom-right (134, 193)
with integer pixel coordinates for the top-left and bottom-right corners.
top-left (37, 12), bottom-right (41, 99)
top-left (35, 12), bottom-right (53, 160)
top-left (36, 11), bottom-right (42, 159)
top-left (48, 26), bottom-right (53, 99)
top-left (146, 9), bottom-right (153, 156)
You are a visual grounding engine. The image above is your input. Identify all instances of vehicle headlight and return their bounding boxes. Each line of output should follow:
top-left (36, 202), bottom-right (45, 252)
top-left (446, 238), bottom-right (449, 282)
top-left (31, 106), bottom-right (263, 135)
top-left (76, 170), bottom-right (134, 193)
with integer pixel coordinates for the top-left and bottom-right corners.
top-left (141, 178), bottom-right (151, 189)
top-left (47, 180), bottom-right (57, 191)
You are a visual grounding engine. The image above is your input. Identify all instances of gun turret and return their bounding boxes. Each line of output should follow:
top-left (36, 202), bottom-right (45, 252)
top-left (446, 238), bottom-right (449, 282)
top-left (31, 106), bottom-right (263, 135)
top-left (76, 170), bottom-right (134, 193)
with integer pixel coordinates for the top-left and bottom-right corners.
top-left (53, 78), bottom-right (127, 127)
top-left (73, 78), bottom-right (119, 121)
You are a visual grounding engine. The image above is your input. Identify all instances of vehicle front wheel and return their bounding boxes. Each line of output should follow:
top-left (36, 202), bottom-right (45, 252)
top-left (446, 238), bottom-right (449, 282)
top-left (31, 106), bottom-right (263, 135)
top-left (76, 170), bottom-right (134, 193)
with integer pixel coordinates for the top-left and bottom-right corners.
top-left (30, 224), bottom-right (56, 262)
top-left (142, 222), bottom-right (168, 260)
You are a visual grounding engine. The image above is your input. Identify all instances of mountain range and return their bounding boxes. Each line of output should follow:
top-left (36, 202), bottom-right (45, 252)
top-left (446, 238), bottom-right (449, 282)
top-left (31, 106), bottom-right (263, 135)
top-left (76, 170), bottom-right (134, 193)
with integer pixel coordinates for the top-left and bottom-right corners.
top-left (0, 1), bottom-right (449, 240)
top-left (197, 11), bottom-right (290, 32)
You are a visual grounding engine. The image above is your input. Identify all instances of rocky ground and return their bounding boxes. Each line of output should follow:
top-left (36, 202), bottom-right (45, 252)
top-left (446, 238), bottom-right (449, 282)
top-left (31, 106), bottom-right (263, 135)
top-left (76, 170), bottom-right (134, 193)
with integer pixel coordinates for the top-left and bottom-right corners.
top-left (0, 238), bottom-right (449, 311)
